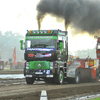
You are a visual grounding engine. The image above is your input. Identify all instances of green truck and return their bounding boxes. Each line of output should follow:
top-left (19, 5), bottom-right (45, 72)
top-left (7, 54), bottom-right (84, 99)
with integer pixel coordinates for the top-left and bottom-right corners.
top-left (20, 29), bottom-right (68, 84)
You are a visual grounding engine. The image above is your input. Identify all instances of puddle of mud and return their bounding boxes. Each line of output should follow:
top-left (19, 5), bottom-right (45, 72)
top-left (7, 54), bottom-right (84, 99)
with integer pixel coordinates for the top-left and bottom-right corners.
top-left (0, 74), bottom-right (25, 79)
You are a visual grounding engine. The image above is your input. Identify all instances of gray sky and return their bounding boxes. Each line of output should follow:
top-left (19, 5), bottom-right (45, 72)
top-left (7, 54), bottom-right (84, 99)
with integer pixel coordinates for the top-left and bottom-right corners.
top-left (0, 0), bottom-right (97, 53)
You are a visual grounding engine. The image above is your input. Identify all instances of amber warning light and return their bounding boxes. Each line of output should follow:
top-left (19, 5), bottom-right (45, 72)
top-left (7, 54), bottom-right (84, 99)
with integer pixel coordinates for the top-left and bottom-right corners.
top-left (30, 30), bottom-right (32, 34)
top-left (48, 30), bottom-right (50, 33)
top-left (28, 30), bottom-right (53, 34)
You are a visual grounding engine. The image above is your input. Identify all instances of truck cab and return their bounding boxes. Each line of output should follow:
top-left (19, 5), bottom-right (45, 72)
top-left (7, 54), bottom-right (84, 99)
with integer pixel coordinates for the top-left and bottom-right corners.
top-left (20, 29), bottom-right (68, 84)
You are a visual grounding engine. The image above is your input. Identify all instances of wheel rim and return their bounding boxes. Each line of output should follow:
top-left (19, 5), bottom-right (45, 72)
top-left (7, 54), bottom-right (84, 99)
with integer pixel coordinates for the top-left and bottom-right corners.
top-left (76, 75), bottom-right (79, 83)
top-left (60, 73), bottom-right (63, 83)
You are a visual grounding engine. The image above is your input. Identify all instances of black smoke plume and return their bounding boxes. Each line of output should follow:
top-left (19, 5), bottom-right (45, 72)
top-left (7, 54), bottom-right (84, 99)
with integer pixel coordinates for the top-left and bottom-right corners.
top-left (36, 0), bottom-right (100, 33)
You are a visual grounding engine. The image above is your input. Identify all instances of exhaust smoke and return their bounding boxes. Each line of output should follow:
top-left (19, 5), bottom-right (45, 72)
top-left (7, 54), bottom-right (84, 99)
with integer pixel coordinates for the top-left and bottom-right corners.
top-left (36, 0), bottom-right (100, 34)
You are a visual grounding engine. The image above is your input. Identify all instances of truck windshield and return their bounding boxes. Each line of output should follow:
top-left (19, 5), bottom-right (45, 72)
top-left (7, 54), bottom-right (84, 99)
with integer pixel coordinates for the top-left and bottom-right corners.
top-left (25, 39), bottom-right (57, 48)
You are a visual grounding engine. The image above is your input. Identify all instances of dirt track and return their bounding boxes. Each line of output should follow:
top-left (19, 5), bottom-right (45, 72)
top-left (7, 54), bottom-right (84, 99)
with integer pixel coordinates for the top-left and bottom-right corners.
top-left (0, 79), bottom-right (100, 100)
top-left (0, 83), bottom-right (100, 100)
top-left (0, 70), bottom-right (100, 100)
top-left (0, 70), bottom-right (23, 74)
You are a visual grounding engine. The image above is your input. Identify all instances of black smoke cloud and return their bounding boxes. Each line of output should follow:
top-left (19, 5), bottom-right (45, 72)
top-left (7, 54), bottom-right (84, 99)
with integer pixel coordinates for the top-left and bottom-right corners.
top-left (36, 0), bottom-right (100, 33)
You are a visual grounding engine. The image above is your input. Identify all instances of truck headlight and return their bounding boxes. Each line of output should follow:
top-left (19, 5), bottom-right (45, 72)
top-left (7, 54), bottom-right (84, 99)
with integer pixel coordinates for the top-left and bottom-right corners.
top-left (50, 62), bottom-right (53, 69)
top-left (46, 70), bottom-right (50, 74)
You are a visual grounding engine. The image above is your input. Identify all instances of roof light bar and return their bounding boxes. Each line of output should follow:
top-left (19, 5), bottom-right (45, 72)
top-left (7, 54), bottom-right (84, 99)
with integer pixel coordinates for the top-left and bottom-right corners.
top-left (44, 31), bottom-right (46, 33)
top-left (33, 31), bottom-right (35, 33)
top-left (48, 30), bottom-right (50, 33)
top-left (30, 30), bottom-right (32, 34)
top-left (28, 30), bottom-right (53, 35)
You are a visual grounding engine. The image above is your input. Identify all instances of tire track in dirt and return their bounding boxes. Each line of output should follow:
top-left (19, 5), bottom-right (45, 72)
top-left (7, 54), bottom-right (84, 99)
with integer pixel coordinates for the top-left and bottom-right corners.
top-left (0, 81), bottom-right (100, 98)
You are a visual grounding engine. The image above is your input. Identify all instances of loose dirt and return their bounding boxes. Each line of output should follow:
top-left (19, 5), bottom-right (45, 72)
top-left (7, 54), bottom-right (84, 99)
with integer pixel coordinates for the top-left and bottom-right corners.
top-left (0, 70), bottom-right (100, 100)
top-left (0, 81), bottom-right (100, 100)
top-left (0, 70), bottom-right (23, 74)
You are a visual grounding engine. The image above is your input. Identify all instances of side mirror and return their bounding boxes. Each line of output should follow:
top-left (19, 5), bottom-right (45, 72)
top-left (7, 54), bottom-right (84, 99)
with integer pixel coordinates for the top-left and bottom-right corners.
top-left (20, 40), bottom-right (25, 50)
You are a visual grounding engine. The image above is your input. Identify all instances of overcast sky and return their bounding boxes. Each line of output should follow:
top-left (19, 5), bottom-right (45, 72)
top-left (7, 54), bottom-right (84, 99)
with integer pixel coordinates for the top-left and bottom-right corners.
top-left (0, 0), bottom-right (97, 53)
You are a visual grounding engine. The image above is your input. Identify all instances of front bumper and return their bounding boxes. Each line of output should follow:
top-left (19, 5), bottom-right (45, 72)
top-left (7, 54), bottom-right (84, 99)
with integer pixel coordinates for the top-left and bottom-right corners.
top-left (25, 69), bottom-right (54, 78)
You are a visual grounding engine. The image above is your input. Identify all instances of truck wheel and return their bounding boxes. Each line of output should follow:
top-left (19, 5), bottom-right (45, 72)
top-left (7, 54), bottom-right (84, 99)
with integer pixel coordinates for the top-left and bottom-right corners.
top-left (24, 68), bottom-right (26, 76)
top-left (54, 70), bottom-right (64, 84)
top-left (74, 74), bottom-right (80, 84)
top-left (95, 74), bottom-right (99, 82)
top-left (26, 77), bottom-right (34, 84)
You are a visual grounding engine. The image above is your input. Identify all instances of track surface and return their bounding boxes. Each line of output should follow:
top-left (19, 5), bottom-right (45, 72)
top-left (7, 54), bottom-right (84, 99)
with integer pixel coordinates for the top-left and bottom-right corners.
top-left (0, 70), bottom-right (100, 100)
top-left (0, 70), bottom-right (23, 74)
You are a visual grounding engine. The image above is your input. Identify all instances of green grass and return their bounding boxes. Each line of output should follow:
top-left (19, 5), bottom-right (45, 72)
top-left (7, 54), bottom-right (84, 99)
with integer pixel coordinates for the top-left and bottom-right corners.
top-left (90, 97), bottom-right (100, 100)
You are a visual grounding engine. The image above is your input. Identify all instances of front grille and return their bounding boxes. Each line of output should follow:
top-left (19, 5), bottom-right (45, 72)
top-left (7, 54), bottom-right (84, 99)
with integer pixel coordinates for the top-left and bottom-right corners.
top-left (29, 61), bottom-right (50, 69)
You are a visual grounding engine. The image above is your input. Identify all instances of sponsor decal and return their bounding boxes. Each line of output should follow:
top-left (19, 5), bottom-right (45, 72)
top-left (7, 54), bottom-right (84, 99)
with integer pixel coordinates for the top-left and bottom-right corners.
top-left (35, 53), bottom-right (42, 58)
top-left (26, 36), bottom-right (57, 39)
top-left (25, 48), bottom-right (56, 51)
top-left (34, 53), bottom-right (52, 58)
top-left (27, 52), bottom-right (52, 58)
top-left (45, 53), bottom-right (51, 57)
top-left (28, 53), bottom-right (34, 57)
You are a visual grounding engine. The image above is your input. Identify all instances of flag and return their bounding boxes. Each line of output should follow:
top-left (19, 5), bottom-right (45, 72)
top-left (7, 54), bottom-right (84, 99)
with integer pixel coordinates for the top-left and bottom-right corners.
top-left (13, 47), bottom-right (17, 65)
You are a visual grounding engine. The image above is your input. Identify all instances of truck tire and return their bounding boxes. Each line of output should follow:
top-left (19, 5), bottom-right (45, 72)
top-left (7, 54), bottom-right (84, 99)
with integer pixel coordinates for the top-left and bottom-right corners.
top-left (74, 73), bottom-right (80, 84)
top-left (26, 77), bottom-right (34, 84)
top-left (24, 68), bottom-right (26, 76)
top-left (95, 73), bottom-right (99, 82)
top-left (54, 70), bottom-right (64, 84)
